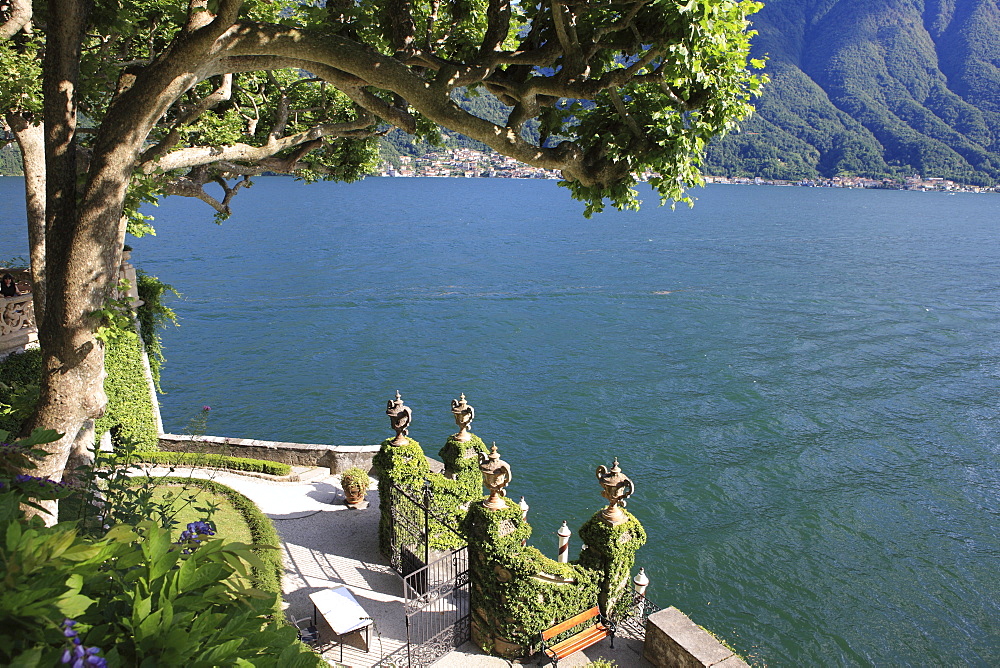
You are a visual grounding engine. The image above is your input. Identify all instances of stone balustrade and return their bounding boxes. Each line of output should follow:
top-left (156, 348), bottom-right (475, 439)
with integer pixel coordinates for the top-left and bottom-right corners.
top-left (0, 293), bottom-right (37, 356)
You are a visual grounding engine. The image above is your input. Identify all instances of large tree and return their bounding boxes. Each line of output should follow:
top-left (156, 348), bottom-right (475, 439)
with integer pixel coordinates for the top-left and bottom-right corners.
top-left (0, 0), bottom-right (763, 514)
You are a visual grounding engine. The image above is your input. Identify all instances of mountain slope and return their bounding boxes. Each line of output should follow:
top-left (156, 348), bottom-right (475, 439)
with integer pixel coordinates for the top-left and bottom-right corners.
top-left (704, 0), bottom-right (1000, 184)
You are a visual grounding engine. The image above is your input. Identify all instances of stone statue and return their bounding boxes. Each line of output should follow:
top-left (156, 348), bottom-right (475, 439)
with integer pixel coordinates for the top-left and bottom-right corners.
top-left (386, 390), bottom-right (412, 446)
top-left (450, 393), bottom-right (475, 442)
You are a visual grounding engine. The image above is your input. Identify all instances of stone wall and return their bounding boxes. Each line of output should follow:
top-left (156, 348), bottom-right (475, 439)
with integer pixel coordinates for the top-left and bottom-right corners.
top-left (643, 607), bottom-right (750, 667)
top-left (158, 434), bottom-right (381, 473)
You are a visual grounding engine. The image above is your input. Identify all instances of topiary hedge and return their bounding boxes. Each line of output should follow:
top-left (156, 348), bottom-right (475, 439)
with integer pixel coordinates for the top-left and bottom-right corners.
top-left (106, 451), bottom-right (292, 476)
top-left (95, 328), bottom-right (159, 452)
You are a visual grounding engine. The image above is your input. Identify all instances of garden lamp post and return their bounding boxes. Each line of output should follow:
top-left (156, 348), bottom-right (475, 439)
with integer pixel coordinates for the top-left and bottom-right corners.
top-left (634, 568), bottom-right (650, 597)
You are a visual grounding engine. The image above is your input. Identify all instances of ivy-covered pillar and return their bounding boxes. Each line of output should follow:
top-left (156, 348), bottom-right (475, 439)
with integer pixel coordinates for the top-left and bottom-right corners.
top-left (578, 458), bottom-right (647, 616)
top-left (373, 391), bottom-right (432, 557)
top-left (578, 510), bottom-right (647, 616)
top-left (465, 498), bottom-right (534, 658)
top-left (465, 444), bottom-right (600, 659)
top-left (372, 435), bottom-right (429, 558)
top-left (433, 432), bottom-right (490, 516)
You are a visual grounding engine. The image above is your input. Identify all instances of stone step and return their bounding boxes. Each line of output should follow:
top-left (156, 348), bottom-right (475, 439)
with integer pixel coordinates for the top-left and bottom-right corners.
top-left (294, 466), bottom-right (333, 484)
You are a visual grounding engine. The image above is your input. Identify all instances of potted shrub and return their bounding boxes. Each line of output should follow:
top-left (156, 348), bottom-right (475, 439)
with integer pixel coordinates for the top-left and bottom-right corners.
top-left (340, 466), bottom-right (370, 507)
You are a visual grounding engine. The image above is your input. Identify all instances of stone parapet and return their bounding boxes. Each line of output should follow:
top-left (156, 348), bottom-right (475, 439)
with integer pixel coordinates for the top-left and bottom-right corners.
top-left (643, 607), bottom-right (750, 668)
top-left (158, 434), bottom-right (381, 473)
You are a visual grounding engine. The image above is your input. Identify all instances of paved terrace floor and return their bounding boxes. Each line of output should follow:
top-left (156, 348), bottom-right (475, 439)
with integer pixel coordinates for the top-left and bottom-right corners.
top-left (140, 465), bottom-right (651, 668)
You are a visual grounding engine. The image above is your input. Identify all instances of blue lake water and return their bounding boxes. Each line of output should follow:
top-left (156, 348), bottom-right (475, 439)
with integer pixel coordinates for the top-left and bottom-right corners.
top-left (1, 176), bottom-right (998, 665)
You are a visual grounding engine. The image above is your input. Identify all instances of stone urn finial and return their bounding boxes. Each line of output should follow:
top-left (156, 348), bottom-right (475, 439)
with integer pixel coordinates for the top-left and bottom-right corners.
top-left (596, 457), bottom-right (634, 525)
top-left (478, 442), bottom-right (512, 510)
top-left (385, 390), bottom-right (412, 446)
top-left (450, 393), bottom-right (475, 442)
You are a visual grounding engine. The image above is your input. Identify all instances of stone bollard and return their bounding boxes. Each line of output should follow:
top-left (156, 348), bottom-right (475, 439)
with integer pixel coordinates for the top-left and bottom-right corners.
top-left (557, 520), bottom-right (571, 563)
top-left (634, 567), bottom-right (650, 597)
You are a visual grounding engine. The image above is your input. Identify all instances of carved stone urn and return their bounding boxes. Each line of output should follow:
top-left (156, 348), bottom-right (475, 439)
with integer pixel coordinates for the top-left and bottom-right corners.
top-left (450, 393), bottom-right (475, 442)
top-left (478, 443), bottom-right (512, 510)
top-left (596, 457), bottom-right (634, 525)
top-left (385, 390), bottom-right (412, 446)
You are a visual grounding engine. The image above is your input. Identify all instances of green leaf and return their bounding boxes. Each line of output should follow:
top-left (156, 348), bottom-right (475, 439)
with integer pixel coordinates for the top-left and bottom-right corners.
top-left (57, 593), bottom-right (94, 618)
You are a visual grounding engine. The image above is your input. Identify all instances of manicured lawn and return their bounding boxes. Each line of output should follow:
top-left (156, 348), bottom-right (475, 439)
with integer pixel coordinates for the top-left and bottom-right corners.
top-left (153, 484), bottom-right (253, 544)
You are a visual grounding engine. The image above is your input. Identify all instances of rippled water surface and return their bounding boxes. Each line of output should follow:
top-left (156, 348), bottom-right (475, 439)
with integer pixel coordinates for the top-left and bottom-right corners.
top-left (1, 177), bottom-right (998, 665)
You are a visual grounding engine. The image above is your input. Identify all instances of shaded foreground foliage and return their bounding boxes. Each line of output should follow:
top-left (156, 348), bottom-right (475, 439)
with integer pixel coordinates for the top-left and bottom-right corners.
top-left (0, 430), bottom-right (320, 667)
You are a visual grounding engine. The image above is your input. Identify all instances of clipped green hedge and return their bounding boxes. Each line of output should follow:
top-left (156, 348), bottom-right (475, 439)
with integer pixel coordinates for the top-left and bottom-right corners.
top-left (95, 329), bottom-right (159, 452)
top-left (159, 476), bottom-right (284, 606)
top-left (108, 451), bottom-right (291, 476)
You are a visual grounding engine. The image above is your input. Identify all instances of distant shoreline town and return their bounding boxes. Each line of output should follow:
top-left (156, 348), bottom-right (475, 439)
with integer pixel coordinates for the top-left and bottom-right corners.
top-left (381, 147), bottom-right (997, 193)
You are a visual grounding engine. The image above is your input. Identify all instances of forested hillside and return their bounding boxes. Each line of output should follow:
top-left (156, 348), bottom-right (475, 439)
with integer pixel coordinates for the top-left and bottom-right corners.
top-left (703, 0), bottom-right (1000, 184)
top-left (0, 144), bottom-right (23, 176)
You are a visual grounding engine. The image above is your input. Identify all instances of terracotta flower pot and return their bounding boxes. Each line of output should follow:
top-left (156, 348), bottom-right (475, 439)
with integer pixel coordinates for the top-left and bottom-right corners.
top-left (343, 483), bottom-right (366, 506)
top-left (340, 467), bottom-right (370, 507)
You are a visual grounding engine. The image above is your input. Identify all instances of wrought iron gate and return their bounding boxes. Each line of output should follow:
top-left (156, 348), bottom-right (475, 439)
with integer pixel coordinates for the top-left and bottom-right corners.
top-left (385, 482), bottom-right (471, 667)
top-left (401, 546), bottom-right (470, 667)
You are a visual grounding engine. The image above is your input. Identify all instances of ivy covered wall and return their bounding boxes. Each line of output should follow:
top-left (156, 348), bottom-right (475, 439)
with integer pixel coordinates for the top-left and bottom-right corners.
top-left (373, 433), bottom-right (490, 556)
top-left (465, 499), bottom-right (600, 657)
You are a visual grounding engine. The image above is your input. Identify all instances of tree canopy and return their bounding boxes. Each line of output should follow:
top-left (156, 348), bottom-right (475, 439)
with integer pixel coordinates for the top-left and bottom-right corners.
top-left (0, 0), bottom-right (763, 501)
top-left (3, 0), bottom-right (764, 215)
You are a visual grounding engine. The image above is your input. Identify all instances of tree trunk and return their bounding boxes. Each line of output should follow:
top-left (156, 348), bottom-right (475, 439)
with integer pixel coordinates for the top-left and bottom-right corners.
top-left (6, 113), bottom-right (46, 316)
top-left (21, 0), bottom-right (95, 524)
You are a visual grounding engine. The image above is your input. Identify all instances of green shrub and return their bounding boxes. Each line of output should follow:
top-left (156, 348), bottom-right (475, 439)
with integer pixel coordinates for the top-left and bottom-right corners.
top-left (0, 497), bottom-right (320, 666)
top-left (135, 270), bottom-right (178, 391)
top-left (0, 348), bottom-right (41, 434)
top-left (340, 465), bottom-right (370, 490)
top-left (0, 324), bottom-right (159, 453)
top-left (106, 451), bottom-right (292, 476)
top-left (0, 434), bottom-right (322, 667)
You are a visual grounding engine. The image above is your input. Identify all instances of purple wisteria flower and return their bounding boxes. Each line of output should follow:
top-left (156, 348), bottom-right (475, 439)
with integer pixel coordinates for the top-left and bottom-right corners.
top-left (176, 520), bottom-right (217, 554)
top-left (14, 474), bottom-right (68, 488)
top-left (60, 619), bottom-right (107, 668)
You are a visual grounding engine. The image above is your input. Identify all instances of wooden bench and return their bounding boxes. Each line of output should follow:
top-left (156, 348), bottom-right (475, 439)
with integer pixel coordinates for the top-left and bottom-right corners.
top-left (538, 606), bottom-right (614, 667)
